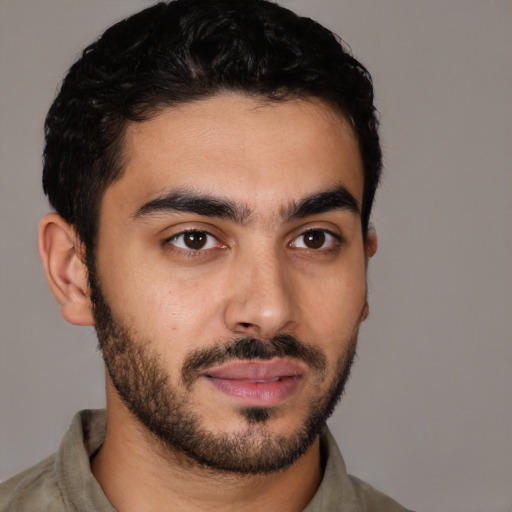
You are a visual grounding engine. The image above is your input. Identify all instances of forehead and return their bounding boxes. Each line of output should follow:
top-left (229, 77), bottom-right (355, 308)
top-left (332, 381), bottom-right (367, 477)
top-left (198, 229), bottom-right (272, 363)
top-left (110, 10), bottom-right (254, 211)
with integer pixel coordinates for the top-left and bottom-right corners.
top-left (107, 93), bottom-right (363, 217)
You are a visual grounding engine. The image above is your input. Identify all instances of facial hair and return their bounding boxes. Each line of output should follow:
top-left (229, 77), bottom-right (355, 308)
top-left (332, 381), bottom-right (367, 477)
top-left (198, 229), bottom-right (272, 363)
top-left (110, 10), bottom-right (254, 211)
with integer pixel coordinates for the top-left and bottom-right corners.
top-left (90, 275), bottom-right (358, 475)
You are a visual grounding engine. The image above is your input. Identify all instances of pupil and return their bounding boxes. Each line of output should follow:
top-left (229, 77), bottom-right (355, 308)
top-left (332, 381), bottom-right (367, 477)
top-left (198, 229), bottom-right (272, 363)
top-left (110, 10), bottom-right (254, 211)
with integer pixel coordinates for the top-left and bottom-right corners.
top-left (185, 232), bottom-right (207, 249)
top-left (305, 230), bottom-right (325, 249)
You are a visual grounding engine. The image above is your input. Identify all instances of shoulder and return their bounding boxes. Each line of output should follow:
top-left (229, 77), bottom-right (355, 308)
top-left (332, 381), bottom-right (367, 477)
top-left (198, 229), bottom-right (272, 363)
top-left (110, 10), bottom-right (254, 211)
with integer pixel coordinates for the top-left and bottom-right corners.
top-left (348, 474), bottom-right (415, 512)
top-left (0, 455), bottom-right (67, 512)
top-left (310, 428), bottom-right (415, 512)
top-left (0, 410), bottom-right (108, 512)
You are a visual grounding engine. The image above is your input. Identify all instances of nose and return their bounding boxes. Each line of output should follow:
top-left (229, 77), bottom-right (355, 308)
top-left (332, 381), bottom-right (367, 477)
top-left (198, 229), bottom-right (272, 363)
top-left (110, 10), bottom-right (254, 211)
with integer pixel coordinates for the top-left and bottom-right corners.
top-left (223, 246), bottom-right (299, 339)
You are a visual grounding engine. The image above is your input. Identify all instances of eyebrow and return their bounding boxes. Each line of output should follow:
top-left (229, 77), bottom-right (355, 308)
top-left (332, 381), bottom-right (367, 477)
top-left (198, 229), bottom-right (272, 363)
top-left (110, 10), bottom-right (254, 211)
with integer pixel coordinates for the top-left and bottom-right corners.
top-left (131, 185), bottom-right (359, 223)
top-left (284, 185), bottom-right (360, 221)
top-left (132, 190), bottom-right (250, 223)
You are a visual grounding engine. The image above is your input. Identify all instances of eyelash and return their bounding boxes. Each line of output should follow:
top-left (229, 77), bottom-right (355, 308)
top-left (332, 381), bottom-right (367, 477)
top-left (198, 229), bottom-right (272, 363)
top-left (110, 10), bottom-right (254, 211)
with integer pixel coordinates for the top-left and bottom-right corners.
top-left (164, 229), bottom-right (224, 255)
top-left (289, 229), bottom-right (343, 253)
top-left (163, 228), bottom-right (343, 256)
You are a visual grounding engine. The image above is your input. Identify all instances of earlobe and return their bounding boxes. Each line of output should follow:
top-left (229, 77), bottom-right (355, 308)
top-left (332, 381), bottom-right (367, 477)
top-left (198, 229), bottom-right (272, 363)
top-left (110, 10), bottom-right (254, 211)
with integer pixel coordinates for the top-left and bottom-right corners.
top-left (38, 213), bottom-right (94, 326)
top-left (360, 301), bottom-right (370, 322)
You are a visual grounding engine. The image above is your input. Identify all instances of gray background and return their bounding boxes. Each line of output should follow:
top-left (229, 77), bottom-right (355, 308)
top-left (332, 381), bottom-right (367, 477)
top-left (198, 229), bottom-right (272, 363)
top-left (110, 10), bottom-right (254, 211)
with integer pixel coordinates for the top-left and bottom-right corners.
top-left (1, 1), bottom-right (511, 511)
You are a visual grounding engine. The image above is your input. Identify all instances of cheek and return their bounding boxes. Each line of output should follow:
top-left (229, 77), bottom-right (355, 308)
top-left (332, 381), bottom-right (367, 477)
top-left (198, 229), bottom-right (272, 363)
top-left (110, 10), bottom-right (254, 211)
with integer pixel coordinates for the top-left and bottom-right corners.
top-left (98, 255), bottom-right (227, 354)
top-left (300, 263), bottom-right (367, 339)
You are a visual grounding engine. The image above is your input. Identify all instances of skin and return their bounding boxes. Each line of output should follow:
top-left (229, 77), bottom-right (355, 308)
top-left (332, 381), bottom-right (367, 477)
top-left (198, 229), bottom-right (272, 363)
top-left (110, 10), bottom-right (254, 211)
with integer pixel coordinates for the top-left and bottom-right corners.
top-left (39, 93), bottom-right (377, 511)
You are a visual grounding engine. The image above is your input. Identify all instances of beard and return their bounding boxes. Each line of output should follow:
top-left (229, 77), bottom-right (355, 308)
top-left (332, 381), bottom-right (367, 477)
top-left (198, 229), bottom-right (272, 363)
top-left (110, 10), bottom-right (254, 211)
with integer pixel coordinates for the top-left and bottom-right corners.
top-left (90, 274), bottom-right (358, 475)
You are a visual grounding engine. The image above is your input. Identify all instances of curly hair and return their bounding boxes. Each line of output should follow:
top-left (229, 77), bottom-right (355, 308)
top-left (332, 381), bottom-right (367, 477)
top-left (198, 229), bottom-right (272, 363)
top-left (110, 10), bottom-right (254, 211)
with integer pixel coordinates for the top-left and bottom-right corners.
top-left (43, 0), bottom-right (381, 261)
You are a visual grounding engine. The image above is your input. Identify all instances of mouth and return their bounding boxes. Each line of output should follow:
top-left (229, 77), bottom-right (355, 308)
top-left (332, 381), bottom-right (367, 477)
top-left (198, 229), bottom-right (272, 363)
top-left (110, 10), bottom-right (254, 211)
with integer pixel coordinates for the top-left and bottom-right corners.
top-left (203, 359), bottom-right (305, 407)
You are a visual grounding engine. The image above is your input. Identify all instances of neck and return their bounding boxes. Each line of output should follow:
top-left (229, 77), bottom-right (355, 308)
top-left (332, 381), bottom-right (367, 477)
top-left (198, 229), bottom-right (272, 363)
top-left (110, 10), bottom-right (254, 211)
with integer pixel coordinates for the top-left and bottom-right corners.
top-left (91, 382), bottom-right (323, 512)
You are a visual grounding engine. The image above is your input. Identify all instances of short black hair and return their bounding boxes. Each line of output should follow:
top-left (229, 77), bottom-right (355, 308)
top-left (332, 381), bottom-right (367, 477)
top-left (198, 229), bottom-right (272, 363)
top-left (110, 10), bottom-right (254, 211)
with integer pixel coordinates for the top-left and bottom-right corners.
top-left (43, 0), bottom-right (381, 260)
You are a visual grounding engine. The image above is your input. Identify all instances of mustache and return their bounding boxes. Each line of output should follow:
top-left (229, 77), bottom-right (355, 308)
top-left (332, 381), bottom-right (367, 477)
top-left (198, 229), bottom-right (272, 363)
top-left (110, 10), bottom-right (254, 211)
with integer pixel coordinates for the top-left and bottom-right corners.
top-left (181, 334), bottom-right (326, 387)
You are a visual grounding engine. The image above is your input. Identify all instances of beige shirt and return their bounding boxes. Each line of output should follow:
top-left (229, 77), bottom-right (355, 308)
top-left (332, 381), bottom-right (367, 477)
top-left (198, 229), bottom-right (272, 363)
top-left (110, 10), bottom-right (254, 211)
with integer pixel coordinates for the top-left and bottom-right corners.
top-left (0, 410), bottom-right (413, 511)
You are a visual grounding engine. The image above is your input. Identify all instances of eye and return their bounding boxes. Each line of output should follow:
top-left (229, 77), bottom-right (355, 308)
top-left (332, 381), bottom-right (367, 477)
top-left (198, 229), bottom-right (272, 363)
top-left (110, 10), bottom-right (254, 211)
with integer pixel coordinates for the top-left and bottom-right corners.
top-left (167, 230), bottom-right (223, 251)
top-left (290, 229), bottom-right (341, 251)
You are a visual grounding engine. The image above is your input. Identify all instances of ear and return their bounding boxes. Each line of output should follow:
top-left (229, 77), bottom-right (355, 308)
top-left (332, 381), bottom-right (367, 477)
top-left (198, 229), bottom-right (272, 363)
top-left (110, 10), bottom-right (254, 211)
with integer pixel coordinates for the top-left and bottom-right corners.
top-left (365, 224), bottom-right (378, 259)
top-left (360, 225), bottom-right (378, 322)
top-left (38, 213), bottom-right (94, 326)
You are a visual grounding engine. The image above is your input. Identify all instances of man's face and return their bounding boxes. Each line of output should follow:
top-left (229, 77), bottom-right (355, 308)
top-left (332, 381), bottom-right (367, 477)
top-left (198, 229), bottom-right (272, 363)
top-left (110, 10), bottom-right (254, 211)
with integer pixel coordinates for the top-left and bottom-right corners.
top-left (92, 94), bottom-right (370, 473)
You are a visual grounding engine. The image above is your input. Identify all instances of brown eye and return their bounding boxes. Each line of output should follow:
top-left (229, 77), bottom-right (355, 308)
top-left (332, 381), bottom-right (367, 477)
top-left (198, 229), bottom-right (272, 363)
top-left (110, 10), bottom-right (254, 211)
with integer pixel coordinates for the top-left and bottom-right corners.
top-left (183, 231), bottom-right (207, 249)
top-left (290, 229), bottom-right (341, 251)
top-left (303, 230), bottom-right (326, 249)
top-left (168, 230), bottom-right (220, 251)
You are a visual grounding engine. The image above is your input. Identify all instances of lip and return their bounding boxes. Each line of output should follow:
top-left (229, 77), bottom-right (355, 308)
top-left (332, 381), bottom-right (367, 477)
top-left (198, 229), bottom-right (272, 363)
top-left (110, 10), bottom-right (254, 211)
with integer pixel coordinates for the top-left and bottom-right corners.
top-left (204, 359), bottom-right (305, 407)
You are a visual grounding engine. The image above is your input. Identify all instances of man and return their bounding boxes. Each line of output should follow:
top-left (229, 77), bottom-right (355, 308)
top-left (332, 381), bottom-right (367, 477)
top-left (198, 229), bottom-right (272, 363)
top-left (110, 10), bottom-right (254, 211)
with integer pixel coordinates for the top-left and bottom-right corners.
top-left (0, 0), bottom-right (413, 510)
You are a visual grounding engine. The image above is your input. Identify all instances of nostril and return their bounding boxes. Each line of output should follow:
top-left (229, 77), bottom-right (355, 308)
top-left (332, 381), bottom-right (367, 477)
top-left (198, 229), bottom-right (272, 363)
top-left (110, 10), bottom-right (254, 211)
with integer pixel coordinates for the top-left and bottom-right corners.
top-left (239, 322), bottom-right (252, 328)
